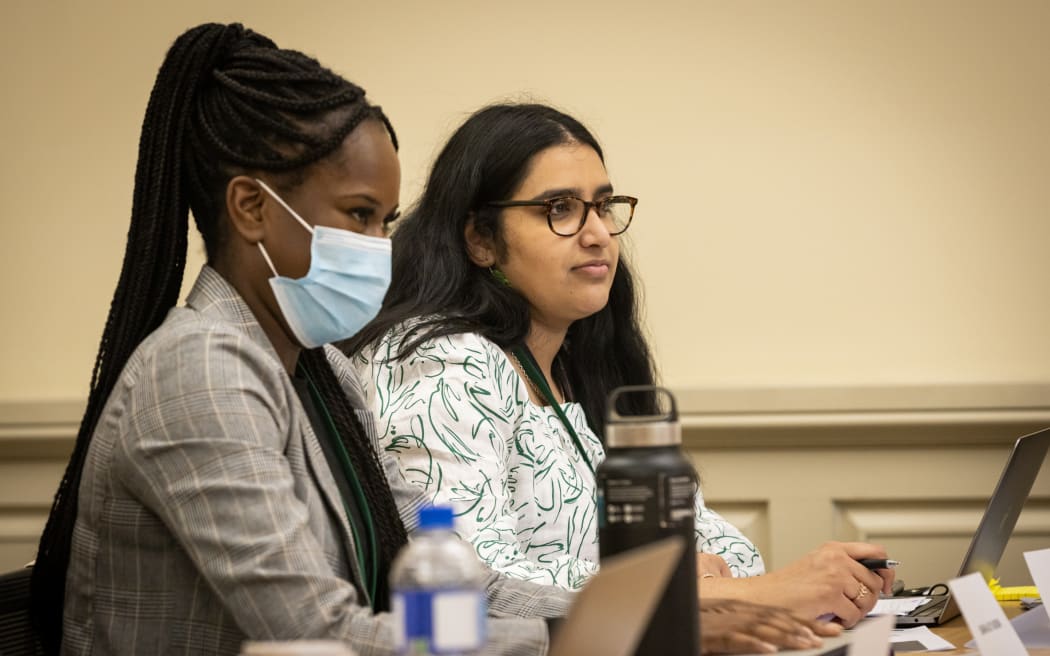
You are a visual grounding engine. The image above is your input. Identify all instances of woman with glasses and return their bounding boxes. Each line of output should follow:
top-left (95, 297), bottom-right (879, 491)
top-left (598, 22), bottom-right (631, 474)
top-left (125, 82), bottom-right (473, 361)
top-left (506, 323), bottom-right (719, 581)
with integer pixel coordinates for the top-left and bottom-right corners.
top-left (345, 103), bottom-right (734, 590)
top-left (346, 103), bottom-right (892, 627)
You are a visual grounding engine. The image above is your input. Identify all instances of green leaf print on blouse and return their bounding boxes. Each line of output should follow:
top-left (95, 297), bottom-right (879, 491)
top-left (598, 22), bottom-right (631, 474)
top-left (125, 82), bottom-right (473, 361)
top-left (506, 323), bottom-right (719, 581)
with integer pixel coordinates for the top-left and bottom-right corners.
top-left (691, 491), bottom-right (766, 577)
top-left (353, 324), bottom-right (766, 590)
top-left (448, 470), bottom-right (498, 524)
top-left (385, 414), bottom-right (443, 490)
top-left (355, 327), bottom-right (604, 589)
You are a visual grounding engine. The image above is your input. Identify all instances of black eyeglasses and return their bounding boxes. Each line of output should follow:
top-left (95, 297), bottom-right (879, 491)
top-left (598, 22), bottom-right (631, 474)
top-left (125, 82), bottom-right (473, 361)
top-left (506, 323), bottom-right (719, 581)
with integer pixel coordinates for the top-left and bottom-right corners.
top-left (487, 195), bottom-right (638, 236)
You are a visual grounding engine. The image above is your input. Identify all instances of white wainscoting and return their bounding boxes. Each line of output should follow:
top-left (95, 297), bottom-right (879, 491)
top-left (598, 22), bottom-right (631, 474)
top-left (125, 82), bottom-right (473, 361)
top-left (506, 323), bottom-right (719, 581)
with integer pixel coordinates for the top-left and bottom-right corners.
top-left (2, 385), bottom-right (1049, 583)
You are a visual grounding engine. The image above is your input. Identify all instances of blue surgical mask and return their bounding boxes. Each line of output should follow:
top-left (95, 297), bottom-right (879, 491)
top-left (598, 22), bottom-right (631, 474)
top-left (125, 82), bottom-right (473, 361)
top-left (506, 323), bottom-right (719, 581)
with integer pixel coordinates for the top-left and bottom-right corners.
top-left (255, 179), bottom-right (391, 348)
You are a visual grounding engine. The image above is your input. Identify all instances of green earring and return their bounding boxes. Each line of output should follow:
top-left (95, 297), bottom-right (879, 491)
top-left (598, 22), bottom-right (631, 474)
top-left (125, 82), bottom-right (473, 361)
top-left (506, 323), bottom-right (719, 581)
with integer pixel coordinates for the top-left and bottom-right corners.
top-left (489, 266), bottom-right (511, 287)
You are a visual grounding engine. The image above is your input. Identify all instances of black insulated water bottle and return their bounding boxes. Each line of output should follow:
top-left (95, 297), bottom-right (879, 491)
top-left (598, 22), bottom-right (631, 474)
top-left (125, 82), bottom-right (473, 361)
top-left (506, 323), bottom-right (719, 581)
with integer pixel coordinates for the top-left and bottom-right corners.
top-left (597, 385), bottom-right (699, 656)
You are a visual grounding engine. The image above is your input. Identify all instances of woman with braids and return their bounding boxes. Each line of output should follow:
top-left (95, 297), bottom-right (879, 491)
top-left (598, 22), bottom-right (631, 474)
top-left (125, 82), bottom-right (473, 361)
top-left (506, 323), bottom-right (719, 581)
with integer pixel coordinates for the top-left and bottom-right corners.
top-left (29, 23), bottom-right (580, 656)
top-left (346, 103), bottom-right (893, 627)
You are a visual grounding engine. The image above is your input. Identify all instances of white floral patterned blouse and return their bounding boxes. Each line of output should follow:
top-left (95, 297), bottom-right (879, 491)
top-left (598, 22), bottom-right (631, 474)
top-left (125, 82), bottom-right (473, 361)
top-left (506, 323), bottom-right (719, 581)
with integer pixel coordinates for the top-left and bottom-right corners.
top-left (352, 325), bottom-right (765, 590)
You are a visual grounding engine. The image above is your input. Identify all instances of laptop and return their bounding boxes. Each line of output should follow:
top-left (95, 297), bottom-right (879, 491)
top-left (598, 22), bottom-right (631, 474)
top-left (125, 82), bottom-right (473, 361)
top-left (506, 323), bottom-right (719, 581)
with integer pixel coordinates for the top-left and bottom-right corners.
top-left (894, 426), bottom-right (1050, 627)
top-left (549, 536), bottom-right (684, 656)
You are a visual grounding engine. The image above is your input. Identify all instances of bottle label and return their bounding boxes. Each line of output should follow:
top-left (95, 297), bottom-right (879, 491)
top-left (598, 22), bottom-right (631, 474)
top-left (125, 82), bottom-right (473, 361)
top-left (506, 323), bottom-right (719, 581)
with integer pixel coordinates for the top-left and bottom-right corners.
top-left (599, 473), bottom-right (695, 528)
top-left (392, 588), bottom-right (487, 654)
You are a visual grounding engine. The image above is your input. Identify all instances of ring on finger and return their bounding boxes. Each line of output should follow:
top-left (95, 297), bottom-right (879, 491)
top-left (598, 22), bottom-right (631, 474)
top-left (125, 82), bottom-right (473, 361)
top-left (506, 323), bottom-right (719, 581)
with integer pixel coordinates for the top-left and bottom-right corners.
top-left (857, 583), bottom-right (870, 600)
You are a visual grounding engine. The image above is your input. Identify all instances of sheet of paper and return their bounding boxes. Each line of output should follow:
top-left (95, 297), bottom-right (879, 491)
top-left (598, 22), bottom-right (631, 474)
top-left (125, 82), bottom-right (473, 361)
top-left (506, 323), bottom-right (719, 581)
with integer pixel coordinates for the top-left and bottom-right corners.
top-left (869, 596), bottom-right (931, 616)
top-left (948, 571), bottom-right (1027, 655)
top-left (1024, 548), bottom-right (1050, 620)
top-left (966, 609), bottom-right (1050, 649)
top-left (889, 626), bottom-right (956, 652)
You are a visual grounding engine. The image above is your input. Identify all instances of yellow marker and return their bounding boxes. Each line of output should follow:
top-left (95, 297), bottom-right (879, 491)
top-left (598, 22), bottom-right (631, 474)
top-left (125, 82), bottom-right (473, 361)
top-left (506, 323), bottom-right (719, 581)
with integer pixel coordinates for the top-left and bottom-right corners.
top-left (988, 577), bottom-right (1041, 601)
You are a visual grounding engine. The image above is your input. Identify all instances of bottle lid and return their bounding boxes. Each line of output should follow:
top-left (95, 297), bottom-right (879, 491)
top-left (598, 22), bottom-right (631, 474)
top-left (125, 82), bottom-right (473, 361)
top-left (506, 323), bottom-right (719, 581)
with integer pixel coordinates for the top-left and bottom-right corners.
top-left (418, 505), bottom-right (454, 530)
top-left (604, 385), bottom-right (681, 448)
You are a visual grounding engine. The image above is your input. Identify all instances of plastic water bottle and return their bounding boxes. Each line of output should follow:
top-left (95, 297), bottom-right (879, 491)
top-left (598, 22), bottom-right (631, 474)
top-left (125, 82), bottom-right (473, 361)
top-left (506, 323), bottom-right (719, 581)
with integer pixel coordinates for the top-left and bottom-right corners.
top-left (390, 506), bottom-right (487, 655)
top-left (597, 385), bottom-right (700, 656)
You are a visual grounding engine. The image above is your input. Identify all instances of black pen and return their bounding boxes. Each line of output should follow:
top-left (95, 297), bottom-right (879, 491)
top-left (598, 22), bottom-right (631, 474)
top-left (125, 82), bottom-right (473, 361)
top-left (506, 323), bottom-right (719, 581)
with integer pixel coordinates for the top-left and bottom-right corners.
top-left (858, 558), bottom-right (900, 569)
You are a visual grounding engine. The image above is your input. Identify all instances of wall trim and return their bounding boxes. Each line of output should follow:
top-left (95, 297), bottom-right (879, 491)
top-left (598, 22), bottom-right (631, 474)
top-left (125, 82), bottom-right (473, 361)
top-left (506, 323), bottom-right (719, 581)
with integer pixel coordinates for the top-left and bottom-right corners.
top-left (0, 400), bottom-right (82, 459)
top-left (2, 382), bottom-right (1049, 455)
top-left (674, 381), bottom-right (1050, 413)
top-left (675, 382), bottom-right (1050, 448)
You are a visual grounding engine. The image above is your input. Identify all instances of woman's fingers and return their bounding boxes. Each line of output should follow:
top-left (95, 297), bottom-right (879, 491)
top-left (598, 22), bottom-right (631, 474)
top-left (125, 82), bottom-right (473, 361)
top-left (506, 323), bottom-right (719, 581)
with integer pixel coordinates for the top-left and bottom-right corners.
top-left (803, 615), bottom-right (844, 637)
top-left (846, 558), bottom-right (892, 597)
top-left (699, 599), bottom-right (832, 653)
top-left (746, 606), bottom-right (829, 648)
top-left (840, 541), bottom-right (897, 594)
top-left (842, 576), bottom-right (879, 616)
top-left (831, 590), bottom-right (865, 627)
top-left (702, 632), bottom-right (778, 654)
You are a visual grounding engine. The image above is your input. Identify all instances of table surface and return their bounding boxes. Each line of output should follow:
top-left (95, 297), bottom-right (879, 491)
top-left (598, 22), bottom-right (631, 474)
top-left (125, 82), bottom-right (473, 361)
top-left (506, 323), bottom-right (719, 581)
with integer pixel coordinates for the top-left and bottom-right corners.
top-left (925, 602), bottom-right (1048, 654)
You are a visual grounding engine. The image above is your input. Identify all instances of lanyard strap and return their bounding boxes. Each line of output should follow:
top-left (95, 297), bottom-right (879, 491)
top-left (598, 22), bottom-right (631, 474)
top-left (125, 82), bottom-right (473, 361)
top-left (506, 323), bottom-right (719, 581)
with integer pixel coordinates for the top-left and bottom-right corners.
top-left (512, 345), bottom-right (596, 476)
top-left (298, 362), bottom-right (379, 608)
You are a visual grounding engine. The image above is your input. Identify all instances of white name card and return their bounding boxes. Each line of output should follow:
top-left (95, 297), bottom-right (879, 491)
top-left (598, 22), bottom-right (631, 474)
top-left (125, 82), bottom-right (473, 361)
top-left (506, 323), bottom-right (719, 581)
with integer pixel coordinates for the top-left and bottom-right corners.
top-left (948, 571), bottom-right (1027, 655)
top-left (1024, 547), bottom-right (1050, 623)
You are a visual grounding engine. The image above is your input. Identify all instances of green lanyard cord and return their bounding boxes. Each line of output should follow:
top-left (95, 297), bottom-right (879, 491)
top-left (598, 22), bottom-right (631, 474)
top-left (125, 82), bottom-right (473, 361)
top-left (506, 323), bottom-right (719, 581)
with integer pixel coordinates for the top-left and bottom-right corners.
top-left (298, 363), bottom-right (380, 608)
top-left (512, 345), bottom-right (596, 476)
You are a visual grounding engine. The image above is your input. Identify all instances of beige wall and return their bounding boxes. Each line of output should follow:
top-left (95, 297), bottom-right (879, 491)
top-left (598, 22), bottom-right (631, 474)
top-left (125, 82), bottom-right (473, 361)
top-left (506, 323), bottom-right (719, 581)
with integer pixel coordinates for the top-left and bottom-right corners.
top-left (2, 0), bottom-right (1049, 403)
top-left (1, 1), bottom-right (1049, 577)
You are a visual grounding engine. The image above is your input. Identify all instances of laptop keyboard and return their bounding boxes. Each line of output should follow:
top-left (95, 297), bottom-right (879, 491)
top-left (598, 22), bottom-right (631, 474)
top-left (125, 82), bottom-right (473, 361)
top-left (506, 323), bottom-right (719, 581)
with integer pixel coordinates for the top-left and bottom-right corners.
top-left (913, 597), bottom-right (948, 617)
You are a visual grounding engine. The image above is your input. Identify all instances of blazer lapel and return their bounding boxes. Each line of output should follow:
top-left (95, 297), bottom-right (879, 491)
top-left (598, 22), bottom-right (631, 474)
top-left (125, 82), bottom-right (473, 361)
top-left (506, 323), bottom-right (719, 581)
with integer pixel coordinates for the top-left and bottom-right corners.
top-left (299, 417), bottom-right (371, 605)
top-left (186, 266), bottom-right (372, 604)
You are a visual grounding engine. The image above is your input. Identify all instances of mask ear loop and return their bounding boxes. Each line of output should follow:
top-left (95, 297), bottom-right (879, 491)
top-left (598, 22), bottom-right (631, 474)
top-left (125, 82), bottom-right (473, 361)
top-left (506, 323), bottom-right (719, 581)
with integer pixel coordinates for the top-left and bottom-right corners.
top-left (255, 178), bottom-right (315, 278)
top-left (257, 241), bottom-right (280, 278)
top-left (255, 178), bottom-right (314, 233)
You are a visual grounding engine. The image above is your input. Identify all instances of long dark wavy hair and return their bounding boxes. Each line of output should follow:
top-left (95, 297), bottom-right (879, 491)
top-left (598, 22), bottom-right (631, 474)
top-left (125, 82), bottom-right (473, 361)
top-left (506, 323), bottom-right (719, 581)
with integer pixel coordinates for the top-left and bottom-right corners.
top-left (32, 23), bottom-right (407, 651)
top-left (344, 103), bottom-right (657, 436)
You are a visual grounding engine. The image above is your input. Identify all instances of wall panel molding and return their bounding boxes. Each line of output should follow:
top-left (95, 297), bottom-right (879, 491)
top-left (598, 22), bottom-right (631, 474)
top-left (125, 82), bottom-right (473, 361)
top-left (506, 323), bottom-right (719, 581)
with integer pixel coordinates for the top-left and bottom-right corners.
top-left (837, 500), bottom-right (1050, 586)
top-left (5, 382), bottom-right (1048, 454)
top-left (705, 502), bottom-right (770, 561)
top-left (2, 390), bottom-right (1048, 572)
top-left (678, 382), bottom-right (1050, 448)
top-left (0, 399), bottom-right (81, 460)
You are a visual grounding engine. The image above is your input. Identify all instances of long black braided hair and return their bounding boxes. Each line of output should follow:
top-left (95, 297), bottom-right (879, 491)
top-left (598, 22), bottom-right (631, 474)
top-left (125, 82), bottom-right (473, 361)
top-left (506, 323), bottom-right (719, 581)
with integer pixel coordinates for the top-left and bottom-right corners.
top-left (32, 23), bottom-right (407, 651)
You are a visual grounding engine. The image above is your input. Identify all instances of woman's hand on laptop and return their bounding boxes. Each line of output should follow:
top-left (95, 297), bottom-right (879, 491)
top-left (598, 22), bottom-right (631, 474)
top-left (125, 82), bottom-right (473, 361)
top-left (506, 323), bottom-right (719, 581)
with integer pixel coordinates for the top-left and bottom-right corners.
top-left (697, 598), bottom-right (842, 654)
top-left (699, 541), bottom-right (895, 628)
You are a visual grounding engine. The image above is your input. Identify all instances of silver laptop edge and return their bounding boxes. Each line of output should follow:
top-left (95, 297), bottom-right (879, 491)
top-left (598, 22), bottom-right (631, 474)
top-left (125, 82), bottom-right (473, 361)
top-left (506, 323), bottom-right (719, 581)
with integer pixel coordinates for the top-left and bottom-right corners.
top-left (896, 426), bottom-right (1050, 627)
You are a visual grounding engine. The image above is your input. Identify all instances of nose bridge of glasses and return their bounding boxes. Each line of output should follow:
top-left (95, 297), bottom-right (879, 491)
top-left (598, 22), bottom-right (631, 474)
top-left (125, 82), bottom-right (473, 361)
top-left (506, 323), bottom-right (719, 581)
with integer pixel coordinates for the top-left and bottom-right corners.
top-left (578, 198), bottom-right (600, 227)
top-left (575, 199), bottom-right (615, 237)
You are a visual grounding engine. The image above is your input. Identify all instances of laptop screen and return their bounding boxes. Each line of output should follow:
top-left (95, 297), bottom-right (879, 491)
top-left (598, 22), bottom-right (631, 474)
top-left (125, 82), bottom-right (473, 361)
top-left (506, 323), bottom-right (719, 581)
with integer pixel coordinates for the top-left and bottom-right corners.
top-left (957, 426), bottom-right (1050, 581)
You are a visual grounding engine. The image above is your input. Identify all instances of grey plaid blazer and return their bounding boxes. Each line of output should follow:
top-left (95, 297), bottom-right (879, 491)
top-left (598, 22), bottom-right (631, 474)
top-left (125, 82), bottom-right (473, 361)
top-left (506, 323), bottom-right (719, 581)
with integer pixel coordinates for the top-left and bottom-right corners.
top-left (62, 266), bottom-right (571, 655)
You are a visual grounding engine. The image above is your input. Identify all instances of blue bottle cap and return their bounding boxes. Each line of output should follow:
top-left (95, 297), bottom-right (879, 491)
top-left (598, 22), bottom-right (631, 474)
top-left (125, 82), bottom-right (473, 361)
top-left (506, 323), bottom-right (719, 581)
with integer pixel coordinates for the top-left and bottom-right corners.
top-left (418, 505), bottom-right (454, 530)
